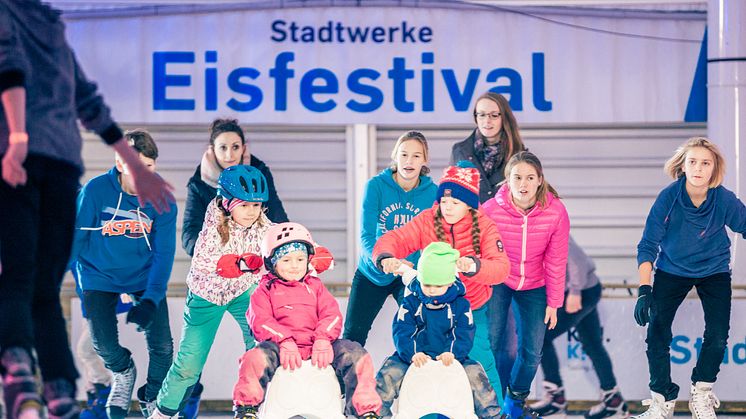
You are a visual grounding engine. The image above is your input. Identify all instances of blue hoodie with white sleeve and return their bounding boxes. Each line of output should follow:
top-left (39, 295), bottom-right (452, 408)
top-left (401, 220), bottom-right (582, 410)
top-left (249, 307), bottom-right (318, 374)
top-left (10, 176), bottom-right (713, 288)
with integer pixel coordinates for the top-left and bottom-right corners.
top-left (70, 167), bottom-right (177, 303)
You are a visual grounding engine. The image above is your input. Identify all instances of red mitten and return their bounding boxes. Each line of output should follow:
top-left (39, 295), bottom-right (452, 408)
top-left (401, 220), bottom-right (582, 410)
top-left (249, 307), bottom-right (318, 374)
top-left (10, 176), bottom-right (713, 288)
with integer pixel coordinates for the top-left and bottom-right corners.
top-left (216, 254), bottom-right (242, 278)
top-left (311, 339), bottom-right (334, 369)
top-left (279, 339), bottom-right (302, 370)
top-left (238, 253), bottom-right (263, 273)
top-left (310, 246), bottom-right (334, 274)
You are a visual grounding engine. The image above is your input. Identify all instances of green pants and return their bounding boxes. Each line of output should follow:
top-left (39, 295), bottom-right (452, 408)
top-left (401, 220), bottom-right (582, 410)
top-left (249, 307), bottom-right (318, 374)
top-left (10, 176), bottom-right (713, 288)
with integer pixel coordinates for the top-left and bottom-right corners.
top-left (469, 306), bottom-right (504, 405)
top-left (156, 287), bottom-right (256, 414)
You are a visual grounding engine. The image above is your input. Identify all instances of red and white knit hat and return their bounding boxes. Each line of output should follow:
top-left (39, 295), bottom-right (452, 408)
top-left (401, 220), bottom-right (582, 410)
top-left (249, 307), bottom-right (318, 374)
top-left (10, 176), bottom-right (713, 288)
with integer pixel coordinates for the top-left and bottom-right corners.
top-left (436, 160), bottom-right (481, 209)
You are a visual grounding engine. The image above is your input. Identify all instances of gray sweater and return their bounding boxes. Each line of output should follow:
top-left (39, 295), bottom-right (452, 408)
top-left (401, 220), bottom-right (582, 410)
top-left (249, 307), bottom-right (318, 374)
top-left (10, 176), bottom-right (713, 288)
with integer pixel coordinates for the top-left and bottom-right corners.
top-left (0, 1), bottom-right (120, 173)
top-left (567, 235), bottom-right (601, 295)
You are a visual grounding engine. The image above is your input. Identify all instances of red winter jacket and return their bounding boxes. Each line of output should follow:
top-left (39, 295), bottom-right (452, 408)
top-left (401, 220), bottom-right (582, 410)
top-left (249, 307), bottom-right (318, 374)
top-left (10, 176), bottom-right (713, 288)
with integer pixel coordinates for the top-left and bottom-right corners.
top-left (248, 273), bottom-right (342, 359)
top-left (482, 184), bottom-right (570, 308)
top-left (373, 203), bottom-right (510, 310)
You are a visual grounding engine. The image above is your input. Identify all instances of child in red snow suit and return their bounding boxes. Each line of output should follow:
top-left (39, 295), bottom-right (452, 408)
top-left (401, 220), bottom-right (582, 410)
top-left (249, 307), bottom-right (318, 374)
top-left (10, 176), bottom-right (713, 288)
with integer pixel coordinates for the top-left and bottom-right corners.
top-left (231, 222), bottom-right (382, 419)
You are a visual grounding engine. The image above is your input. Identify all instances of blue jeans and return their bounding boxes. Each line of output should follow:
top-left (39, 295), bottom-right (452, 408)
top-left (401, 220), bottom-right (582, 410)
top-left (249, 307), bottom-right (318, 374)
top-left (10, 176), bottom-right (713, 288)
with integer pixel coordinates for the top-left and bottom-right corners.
top-left (83, 290), bottom-right (174, 401)
top-left (376, 353), bottom-right (501, 417)
top-left (646, 270), bottom-right (731, 401)
top-left (488, 284), bottom-right (547, 396)
top-left (541, 283), bottom-right (618, 391)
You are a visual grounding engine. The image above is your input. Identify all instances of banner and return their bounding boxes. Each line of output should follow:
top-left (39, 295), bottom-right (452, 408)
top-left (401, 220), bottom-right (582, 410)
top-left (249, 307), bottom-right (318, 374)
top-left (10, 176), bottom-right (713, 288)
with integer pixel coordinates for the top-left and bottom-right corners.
top-left (65, 6), bottom-right (705, 125)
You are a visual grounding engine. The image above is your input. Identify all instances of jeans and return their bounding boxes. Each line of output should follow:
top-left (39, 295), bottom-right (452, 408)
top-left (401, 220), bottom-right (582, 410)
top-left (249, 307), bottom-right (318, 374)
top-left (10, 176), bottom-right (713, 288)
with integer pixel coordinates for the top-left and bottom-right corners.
top-left (156, 289), bottom-right (256, 415)
top-left (0, 154), bottom-right (80, 383)
top-left (540, 283), bottom-right (618, 391)
top-left (376, 353), bottom-right (501, 418)
top-left (646, 269), bottom-right (731, 401)
top-left (83, 290), bottom-right (174, 401)
top-left (343, 269), bottom-right (404, 346)
top-left (77, 319), bottom-right (113, 388)
top-left (489, 284), bottom-right (548, 396)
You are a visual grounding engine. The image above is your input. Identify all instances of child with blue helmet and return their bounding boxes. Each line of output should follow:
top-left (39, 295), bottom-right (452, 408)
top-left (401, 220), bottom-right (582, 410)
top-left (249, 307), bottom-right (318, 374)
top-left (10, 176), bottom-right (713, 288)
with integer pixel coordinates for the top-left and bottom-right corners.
top-left (149, 165), bottom-right (272, 419)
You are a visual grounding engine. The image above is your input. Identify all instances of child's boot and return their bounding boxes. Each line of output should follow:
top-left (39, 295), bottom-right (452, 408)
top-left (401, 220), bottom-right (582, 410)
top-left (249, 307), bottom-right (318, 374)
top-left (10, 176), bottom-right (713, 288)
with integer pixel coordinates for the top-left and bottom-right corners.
top-left (630, 391), bottom-right (675, 419)
top-left (80, 384), bottom-right (110, 419)
top-left (501, 388), bottom-right (539, 419)
top-left (529, 381), bottom-right (567, 418)
top-left (1, 347), bottom-right (43, 419)
top-left (43, 378), bottom-right (81, 419)
top-left (585, 387), bottom-right (629, 419)
top-left (689, 382), bottom-right (719, 419)
top-left (232, 404), bottom-right (259, 419)
top-left (106, 359), bottom-right (136, 419)
top-left (178, 381), bottom-right (202, 419)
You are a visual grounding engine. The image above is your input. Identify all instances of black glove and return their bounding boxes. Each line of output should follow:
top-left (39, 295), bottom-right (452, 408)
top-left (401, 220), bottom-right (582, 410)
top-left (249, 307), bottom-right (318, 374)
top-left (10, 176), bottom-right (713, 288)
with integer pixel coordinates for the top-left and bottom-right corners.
top-left (126, 298), bottom-right (157, 330)
top-left (634, 285), bottom-right (653, 326)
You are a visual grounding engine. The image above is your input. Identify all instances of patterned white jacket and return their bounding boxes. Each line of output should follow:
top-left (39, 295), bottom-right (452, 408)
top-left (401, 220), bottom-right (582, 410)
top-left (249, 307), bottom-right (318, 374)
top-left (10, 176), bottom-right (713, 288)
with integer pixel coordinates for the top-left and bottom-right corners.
top-left (187, 199), bottom-right (271, 305)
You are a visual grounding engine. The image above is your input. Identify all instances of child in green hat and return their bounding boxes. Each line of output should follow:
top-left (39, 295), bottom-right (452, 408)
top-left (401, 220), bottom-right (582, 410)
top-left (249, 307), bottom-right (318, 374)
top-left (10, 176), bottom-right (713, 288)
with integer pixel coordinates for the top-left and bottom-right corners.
top-left (375, 242), bottom-right (501, 417)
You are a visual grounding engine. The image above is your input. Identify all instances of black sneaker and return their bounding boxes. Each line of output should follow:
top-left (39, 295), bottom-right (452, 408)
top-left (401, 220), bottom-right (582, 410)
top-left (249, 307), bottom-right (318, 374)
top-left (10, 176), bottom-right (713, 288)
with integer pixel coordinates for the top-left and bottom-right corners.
top-left (529, 381), bottom-right (566, 418)
top-left (585, 387), bottom-right (629, 419)
top-left (1, 347), bottom-right (43, 419)
top-left (43, 378), bottom-right (81, 419)
top-left (232, 405), bottom-right (259, 419)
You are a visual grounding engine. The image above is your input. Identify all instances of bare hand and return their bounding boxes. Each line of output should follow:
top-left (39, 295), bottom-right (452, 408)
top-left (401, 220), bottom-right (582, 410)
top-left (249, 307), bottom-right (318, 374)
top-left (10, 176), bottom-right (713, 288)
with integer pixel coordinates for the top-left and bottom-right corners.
top-left (456, 256), bottom-right (474, 273)
top-left (381, 258), bottom-right (403, 274)
top-left (565, 294), bottom-right (582, 314)
top-left (544, 306), bottom-right (558, 330)
top-left (436, 352), bottom-right (455, 367)
top-left (2, 141), bottom-right (27, 187)
top-left (129, 164), bottom-right (175, 214)
top-left (411, 352), bottom-right (429, 368)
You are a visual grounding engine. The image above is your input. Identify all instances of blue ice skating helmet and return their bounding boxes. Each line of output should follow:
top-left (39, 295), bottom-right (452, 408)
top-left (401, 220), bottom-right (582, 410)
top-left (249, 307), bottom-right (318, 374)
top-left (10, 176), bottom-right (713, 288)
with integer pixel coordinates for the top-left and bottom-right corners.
top-left (217, 165), bottom-right (269, 202)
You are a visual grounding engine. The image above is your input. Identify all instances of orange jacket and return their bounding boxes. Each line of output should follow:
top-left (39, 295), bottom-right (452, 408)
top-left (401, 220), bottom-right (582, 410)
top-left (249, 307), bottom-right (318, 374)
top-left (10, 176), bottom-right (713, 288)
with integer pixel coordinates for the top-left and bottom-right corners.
top-left (373, 204), bottom-right (510, 310)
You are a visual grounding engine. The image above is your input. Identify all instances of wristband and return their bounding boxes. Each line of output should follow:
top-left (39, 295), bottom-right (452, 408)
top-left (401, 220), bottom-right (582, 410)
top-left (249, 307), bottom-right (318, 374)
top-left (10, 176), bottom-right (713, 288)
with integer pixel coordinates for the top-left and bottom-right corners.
top-left (9, 132), bottom-right (28, 144)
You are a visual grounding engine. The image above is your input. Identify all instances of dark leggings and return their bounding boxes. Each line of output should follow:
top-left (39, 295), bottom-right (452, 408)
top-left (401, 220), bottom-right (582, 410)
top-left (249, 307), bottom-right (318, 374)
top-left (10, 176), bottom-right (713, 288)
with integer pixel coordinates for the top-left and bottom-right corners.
top-left (342, 269), bottom-right (404, 346)
top-left (540, 284), bottom-right (618, 391)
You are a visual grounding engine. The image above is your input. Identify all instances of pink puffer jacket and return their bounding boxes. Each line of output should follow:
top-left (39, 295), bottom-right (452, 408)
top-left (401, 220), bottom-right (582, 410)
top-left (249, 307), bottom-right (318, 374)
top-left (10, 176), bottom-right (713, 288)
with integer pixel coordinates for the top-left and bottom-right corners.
top-left (482, 184), bottom-right (570, 308)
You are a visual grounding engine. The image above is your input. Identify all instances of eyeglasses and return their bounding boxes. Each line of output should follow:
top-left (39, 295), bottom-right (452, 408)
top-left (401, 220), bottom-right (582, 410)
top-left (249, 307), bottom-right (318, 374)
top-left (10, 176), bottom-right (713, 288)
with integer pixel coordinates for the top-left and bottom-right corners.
top-left (475, 112), bottom-right (502, 120)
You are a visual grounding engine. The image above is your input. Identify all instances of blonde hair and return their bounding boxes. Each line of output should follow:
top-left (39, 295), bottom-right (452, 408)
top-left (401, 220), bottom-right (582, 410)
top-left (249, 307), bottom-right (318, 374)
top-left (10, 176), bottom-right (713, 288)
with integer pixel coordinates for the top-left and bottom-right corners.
top-left (389, 131), bottom-right (430, 176)
top-left (664, 137), bottom-right (725, 188)
top-left (503, 151), bottom-right (560, 207)
top-left (215, 197), bottom-right (268, 245)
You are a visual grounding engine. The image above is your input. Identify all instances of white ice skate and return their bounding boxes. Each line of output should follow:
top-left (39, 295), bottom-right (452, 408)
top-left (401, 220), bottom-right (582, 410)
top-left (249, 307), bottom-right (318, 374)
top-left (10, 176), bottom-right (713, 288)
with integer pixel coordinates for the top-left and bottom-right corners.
top-left (689, 382), bottom-right (720, 419)
top-left (631, 392), bottom-right (674, 419)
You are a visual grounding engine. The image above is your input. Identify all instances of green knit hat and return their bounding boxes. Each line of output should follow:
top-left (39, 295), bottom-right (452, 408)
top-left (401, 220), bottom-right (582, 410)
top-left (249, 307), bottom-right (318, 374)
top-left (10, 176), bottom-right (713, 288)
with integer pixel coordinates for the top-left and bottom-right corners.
top-left (417, 242), bottom-right (460, 286)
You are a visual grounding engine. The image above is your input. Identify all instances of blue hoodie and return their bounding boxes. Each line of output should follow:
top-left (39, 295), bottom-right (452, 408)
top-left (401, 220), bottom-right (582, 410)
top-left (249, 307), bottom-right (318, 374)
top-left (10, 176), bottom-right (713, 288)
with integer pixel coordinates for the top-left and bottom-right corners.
top-left (637, 176), bottom-right (746, 278)
top-left (392, 279), bottom-right (474, 363)
top-left (358, 168), bottom-right (437, 286)
top-left (70, 167), bottom-right (177, 303)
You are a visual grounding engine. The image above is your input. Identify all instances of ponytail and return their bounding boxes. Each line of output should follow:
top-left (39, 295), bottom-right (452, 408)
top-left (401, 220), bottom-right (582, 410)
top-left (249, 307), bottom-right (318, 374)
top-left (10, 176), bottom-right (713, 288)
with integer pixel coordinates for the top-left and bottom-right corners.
top-left (470, 208), bottom-right (481, 256)
top-left (216, 197), bottom-right (231, 245)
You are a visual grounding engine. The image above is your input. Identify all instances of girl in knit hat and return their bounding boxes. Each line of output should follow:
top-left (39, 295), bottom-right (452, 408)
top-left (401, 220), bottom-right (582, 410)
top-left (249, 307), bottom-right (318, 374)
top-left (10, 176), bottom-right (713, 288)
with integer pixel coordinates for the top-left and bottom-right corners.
top-left (232, 223), bottom-right (382, 419)
top-left (373, 160), bottom-right (511, 401)
top-left (481, 151), bottom-right (570, 419)
top-left (376, 242), bottom-right (501, 417)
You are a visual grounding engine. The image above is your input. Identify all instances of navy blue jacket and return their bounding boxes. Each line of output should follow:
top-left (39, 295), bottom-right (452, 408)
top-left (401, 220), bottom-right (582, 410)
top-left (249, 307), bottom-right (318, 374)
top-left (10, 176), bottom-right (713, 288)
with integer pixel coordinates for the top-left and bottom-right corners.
top-left (638, 176), bottom-right (746, 278)
top-left (392, 279), bottom-right (474, 363)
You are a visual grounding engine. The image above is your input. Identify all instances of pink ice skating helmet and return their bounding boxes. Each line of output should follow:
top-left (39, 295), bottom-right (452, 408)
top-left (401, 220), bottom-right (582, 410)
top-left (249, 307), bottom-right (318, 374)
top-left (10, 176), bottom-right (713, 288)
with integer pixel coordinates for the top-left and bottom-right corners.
top-left (261, 222), bottom-right (316, 269)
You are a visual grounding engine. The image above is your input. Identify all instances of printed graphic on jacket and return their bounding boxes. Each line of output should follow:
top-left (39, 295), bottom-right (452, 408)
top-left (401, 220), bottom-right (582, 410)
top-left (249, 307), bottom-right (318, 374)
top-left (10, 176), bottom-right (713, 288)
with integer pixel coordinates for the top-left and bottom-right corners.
top-left (378, 202), bottom-right (425, 234)
top-left (100, 208), bottom-right (153, 238)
